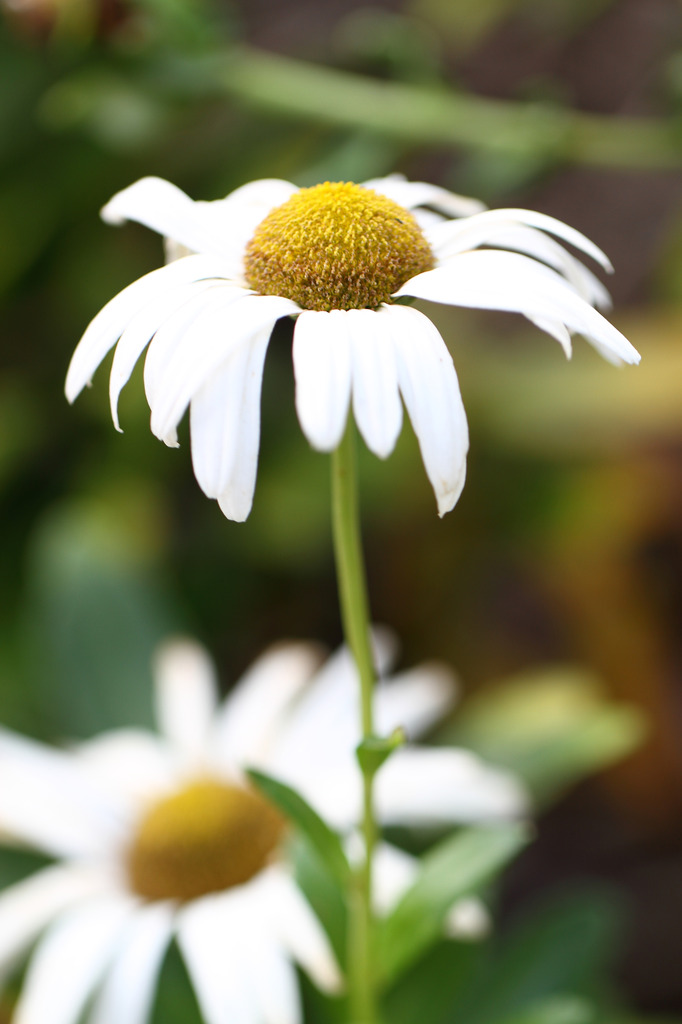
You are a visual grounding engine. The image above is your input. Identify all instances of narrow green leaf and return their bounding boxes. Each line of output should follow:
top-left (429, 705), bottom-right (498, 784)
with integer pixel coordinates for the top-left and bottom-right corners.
top-left (502, 995), bottom-right (595, 1024)
top-left (247, 769), bottom-right (351, 885)
top-left (379, 823), bottom-right (530, 985)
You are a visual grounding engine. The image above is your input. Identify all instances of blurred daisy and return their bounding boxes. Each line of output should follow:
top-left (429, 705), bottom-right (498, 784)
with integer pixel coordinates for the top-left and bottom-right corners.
top-left (66, 174), bottom-right (640, 521)
top-left (0, 635), bottom-right (524, 1024)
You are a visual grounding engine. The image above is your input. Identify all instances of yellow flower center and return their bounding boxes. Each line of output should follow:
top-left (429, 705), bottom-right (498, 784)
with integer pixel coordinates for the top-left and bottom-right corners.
top-left (127, 778), bottom-right (286, 902)
top-left (244, 181), bottom-right (434, 312)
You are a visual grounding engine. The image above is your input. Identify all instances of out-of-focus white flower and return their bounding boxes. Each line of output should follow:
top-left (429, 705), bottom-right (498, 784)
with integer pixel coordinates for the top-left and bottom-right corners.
top-left (0, 635), bottom-right (525, 1024)
top-left (66, 174), bottom-right (639, 521)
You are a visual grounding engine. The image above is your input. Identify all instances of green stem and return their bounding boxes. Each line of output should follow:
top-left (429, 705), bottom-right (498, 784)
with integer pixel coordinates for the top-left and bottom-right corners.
top-left (331, 420), bottom-right (379, 1024)
top-left (190, 46), bottom-right (682, 170)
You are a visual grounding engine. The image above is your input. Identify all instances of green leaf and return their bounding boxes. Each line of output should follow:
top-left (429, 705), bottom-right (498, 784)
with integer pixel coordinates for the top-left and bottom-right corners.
top-left (247, 769), bottom-right (351, 885)
top-left (356, 728), bottom-right (406, 775)
top-left (448, 667), bottom-right (645, 806)
top-left (379, 823), bottom-right (530, 984)
top-left (447, 888), bottom-right (623, 1024)
top-left (383, 939), bottom-right (485, 1024)
top-left (291, 834), bottom-right (348, 967)
top-left (501, 995), bottom-right (596, 1024)
top-left (22, 500), bottom-right (180, 738)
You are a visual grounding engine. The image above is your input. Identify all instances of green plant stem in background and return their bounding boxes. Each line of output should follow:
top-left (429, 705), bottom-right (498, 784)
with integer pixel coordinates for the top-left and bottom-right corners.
top-left (197, 46), bottom-right (682, 170)
top-left (331, 420), bottom-right (379, 1024)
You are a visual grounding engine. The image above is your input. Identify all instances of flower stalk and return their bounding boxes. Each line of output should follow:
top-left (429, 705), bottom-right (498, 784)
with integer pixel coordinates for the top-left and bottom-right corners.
top-left (331, 419), bottom-right (379, 1024)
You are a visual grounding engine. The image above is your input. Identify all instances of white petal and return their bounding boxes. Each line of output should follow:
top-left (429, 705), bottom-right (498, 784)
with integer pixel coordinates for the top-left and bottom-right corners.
top-left (13, 894), bottom-right (136, 1024)
top-left (75, 730), bottom-right (176, 808)
top-left (102, 178), bottom-right (236, 261)
top-left (430, 219), bottom-right (612, 309)
top-left (251, 942), bottom-right (301, 1024)
top-left (527, 315), bottom-right (573, 358)
top-left (292, 310), bottom-right (353, 451)
top-left (148, 293), bottom-right (298, 445)
top-left (0, 863), bottom-right (114, 976)
top-left (264, 869), bottom-right (342, 994)
top-left (268, 633), bottom-right (396, 780)
top-left (218, 178), bottom-right (299, 212)
top-left (89, 901), bottom-right (175, 1024)
top-left (212, 643), bottom-right (322, 769)
top-left (143, 284), bottom-right (248, 438)
top-left (383, 304), bottom-right (469, 516)
top-left (427, 207), bottom-right (613, 272)
top-left (109, 279), bottom-right (218, 430)
top-left (65, 256), bottom-right (235, 404)
top-left (0, 729), bottom-right (123, 857)
top-left (153, 639), bottom-right (219, 765)
top-left (444, 897), bottom-right (490, 940)
top-left (375, 663), bottom-right (457, 740)
top-left (375, 747), bottom-right (528, 827)
top-left (345, 309), bottom-right (403, 458)
top-left (177, 890), bottom-right (259, 1024)
top-left (371, 842), bottom-right (418, 915)
top-left (397, 251), bottom-right (640, 365)
top-left (362, 175), bottom-right (485, 217)
top-left (190, 326), bottom-right (272, 522)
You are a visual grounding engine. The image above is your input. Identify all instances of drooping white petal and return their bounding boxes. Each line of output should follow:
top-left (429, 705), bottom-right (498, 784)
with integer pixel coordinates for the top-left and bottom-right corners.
top-left (382, 304), bottom-right (469, 517)
top-left (427, 207), bottom-right (613, 273)
top-left (345, 309), bottom-right (403, 459)
top-left (527, 316), bottom-right (573, 358)
top-left (375, 663), bottom-right (457, 740)
top-left (143, 284), bottom-right (250, 442)
top-left (0, 863), bottom-right (114, 977)
top-left (148, 293), bottom-right (298, 445)
top-left (375, 747), bottom-right (528, 827)
top-left (75, 730), bottom-right (176, 808)
top-left (88, 901), bottom-right (175, 1024)
top-left (13, 894), bottom-right (136, 1024)
top-left (177, 890), bottom-right (260, 1024)
top-left (153, 638), bottom-right (219, 765)
top-left (430, 219), bottom-right (612, 309)
top-left (397, 250), bottom-right (640, 366)
top-left (362, 175), bottom-right (485, 217)
top-left (66, 256), bottom-right (234, 404)
top-left (190, 326), bottom-right (272, 522)
top-left (263, 868), bottom-right (342, 994)
top-left (102, 178), bottom-right (236, 261)
top-left (0, 729), bottom-right (123, 857)
top-left (292, 310), bottom-right (353, 451)
top-left (109, 279), bottom-right (218, 430)
top-left (212, 643), bottom-right (322, 769)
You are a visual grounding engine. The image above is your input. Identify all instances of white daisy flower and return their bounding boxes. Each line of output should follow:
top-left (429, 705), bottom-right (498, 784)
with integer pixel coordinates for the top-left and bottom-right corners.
top-left (65, 173), bottom-right (640, 522)
top-left (0, 635), bottom-right (525, 1024)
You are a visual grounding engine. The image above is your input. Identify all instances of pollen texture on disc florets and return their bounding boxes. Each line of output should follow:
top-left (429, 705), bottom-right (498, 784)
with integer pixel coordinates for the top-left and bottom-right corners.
top-left (244, 181), bottom-right (435, 312)
top-left (127, 778), bottom-right (286, 902)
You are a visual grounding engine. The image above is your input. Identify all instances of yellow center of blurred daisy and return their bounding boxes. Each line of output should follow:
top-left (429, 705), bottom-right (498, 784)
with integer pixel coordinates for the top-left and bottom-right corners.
top-left (244, 181), bottom-right (434, 311)
top-left (127, 778), bottom-right (286, 902)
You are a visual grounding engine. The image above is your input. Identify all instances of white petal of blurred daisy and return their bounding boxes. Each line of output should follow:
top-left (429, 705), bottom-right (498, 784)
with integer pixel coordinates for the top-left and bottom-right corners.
top-left (0, 635), bottom-right (524, 1024)
top-left (66, 173), bottom-right (639, 521)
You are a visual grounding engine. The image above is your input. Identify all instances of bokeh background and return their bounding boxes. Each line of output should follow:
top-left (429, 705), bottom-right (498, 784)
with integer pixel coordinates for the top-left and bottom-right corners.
top-left (1, 0), bottom-right (682, 1018)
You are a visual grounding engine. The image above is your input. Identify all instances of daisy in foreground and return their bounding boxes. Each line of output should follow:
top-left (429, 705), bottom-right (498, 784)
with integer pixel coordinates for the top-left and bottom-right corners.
top-left (0, 636), bottom-right (525, 1024)
top-left (66, 174), bottom-right (640, 521)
